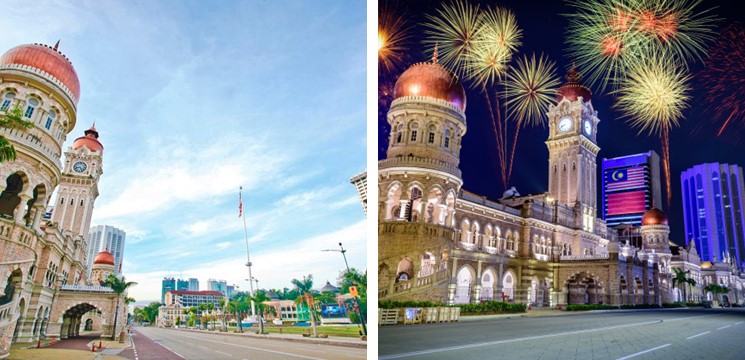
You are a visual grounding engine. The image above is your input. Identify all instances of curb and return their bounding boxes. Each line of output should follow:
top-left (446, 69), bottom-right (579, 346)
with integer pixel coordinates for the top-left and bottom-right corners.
top-left (165, 328), bottom-right (367, 349)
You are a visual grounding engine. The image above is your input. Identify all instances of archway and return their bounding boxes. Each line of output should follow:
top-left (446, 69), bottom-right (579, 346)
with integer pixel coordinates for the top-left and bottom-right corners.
top-left (11, 297), bottom-right (25, 342)
top-left (480, 268), bottom-right (497, 301)
top-left (60, 303), bottom-right (102, 339)
top-left (395, 258), bottom-right (413, 282)
top-left (454, 266), bottom-right (474, 304)
top-left (85, 319), bottom-right (93, 331)
top-left (566, 272), bottom-right (604, 305)
top-left (502, 271), bottom-right (515, 301)
top-left (418, 252), bottom-right (436, 277)
top-left (0, 173), bottom-right (24, 217)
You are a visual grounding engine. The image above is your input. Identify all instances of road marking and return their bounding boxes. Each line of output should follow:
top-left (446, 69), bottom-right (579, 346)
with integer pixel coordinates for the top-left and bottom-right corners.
top-left (717, 325), bottom-right (731, 330)
top-left (616, 343), bottom-right (671, 360)
top-left (380, 319), bottom-right (663, 359)
top-left (175, 333), bottom-right (326, 360)
top-left (686, 331), bottom-right (710, 339)
top-left (199, 345), bottom-right (210, 349)
top-left (216, 350), bottom-right (233, 357)
top-left (735, 321), bottom-right (743, 325)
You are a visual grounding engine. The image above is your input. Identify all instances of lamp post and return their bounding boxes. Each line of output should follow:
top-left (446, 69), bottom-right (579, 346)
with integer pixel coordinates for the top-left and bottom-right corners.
top-left (322, 242), bottom-right (367, 336)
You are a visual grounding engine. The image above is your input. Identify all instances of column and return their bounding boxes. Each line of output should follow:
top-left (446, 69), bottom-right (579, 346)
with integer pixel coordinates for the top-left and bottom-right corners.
top-left (32, 205), bottom-right (45, 229)
top-left (14, 194), bottom-right (31, 224)
top-left (398, 200), bottom-right (409, 220)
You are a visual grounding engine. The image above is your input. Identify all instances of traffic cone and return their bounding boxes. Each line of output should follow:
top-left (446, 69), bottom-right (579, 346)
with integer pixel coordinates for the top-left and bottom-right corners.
top-left (37, 339), bottom-right (40, 348)
top-left (92, 344), bottom-right (96, 352)
top-left (51, 337), bottom-right (55, 345)
top-left (99, 340), bottom-right (102, 349)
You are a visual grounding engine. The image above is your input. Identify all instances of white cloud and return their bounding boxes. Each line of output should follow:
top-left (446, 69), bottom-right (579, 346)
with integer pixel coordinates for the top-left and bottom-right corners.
top-left (216, 242), bottom-right (231, 249)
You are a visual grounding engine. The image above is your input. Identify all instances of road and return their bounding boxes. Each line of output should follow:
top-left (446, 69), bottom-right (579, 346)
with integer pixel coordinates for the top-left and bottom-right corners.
top-left (126, 326), bottom-right (366, 360)
top-left (379, 308), bottom-right (745, 360)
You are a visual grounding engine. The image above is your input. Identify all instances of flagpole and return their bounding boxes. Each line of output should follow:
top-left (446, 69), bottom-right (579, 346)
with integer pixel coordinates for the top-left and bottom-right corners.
top-left (240, 186), bottom-right (257, 318)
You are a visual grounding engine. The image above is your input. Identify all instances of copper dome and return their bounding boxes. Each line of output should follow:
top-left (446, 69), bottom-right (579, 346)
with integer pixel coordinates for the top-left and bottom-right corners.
top-left (393, 61), bottom-right (466, 112)
top-left (72, 125), bottom-right (103, 154)
top-left (93, 250), bottom-right (115, 265)
top-left (0, 43), bottom-right (80, 103)
top-left (642, 207), bottom-right (668, 226)
top-left (557, 67), bottom-right (592, 102)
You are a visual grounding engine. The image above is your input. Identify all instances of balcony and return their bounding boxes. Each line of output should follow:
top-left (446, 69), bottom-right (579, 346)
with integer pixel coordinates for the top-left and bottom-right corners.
top-left (560, 253), bottom-right (609, 261)
top-left (484, 245), bottom-right (498, 255)
top-left (459, 241), bottom-right (476, 251)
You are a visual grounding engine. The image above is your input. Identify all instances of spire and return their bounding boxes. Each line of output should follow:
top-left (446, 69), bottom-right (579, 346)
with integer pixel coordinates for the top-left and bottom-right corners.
top-left (53, 39), bottom-right (60, 51)
top-left (432, 43), bottom-right (439, 63)
top-left (566, 64), bottom-right (582, 83)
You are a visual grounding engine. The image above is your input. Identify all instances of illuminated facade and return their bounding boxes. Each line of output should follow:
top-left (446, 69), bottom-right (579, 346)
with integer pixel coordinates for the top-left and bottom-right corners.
top-left (681, 163), bottom-right (745, 268)
top-left (602, 151), bottom-right (663, 227)
top-left (378, 58), bottom-right (745, 308)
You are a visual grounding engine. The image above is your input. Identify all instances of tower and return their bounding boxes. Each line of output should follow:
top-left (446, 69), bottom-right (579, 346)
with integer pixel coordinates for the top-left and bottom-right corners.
top-left (545, 67), bottom-right (600, 231)
top-left (640, 208), bottom-right (673, 303)
top-left (52, 125), bottom-right (103, 240)
top-left (90, 250), bottom-right (116, 285)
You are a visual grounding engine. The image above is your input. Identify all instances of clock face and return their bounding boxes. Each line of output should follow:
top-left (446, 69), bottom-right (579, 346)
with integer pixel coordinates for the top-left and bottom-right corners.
top-left (73, 161), bottom-right (87, 173)
top-left (584, 120), bottom-right (592, 136)
top-left (558, 117), bottom-right (572, 132)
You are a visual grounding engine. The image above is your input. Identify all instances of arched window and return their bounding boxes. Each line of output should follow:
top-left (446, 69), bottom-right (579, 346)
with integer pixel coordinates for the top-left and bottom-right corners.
top-left (45, 110), bottom-right (56, 130)
top-left (80, 200), bottom-right (84, 206)
top-left (396, 124), bottom-right (403, 143)
top-left (428, 125), bottom-right (436, 143)
top-left (444, 129), bottom-right (451, 148)
top-left (410, 123), bottom-right (419, 142)
top-left (24, 98), bottom-right (39, 118)
top-left (1, 92), bottom-right (15, 111)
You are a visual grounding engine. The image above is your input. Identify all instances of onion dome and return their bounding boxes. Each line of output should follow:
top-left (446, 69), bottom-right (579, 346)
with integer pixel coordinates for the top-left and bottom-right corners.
top-left (393, 51), bottom-right (466, 112)
top-left (0, 42), bottom-right (80, 104)
top-left (557, 66), bottom-right (592, 102)
top-left (72, 124), bottom-right (103, 154)
top-left (641, 207), bottom-right (669, 226)
top-left (320, 281), bottom-right (339, 293)
top-left (93, 250), bottom-right (115, 266)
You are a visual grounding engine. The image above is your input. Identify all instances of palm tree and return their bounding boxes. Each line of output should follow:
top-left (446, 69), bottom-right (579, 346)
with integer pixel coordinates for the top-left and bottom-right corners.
top-left (292, 274), bottom-right (317, 337)
top-left (672, 268), bottom-right (696, 303)
top-left (0, 105), bottom-right (33, 163)
top-left (103, 274), bottom-right (137, 339)
top-left (704, 284), bottom-right (730, 305)
top-left (249, 290), bottom-right (270, 334)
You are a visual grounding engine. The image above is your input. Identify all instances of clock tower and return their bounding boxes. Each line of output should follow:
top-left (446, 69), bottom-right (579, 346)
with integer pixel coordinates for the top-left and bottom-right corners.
top-left (52, 125), bottom-right (104, 238)
top-left (545, 68), bottom-right (600, 231)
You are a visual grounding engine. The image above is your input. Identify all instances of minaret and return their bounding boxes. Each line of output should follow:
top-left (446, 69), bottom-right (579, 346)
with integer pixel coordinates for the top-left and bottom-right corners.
top-left (52, 124), bottom-right (103, 237)
top-left (545, 67), bottom-right (600, 231)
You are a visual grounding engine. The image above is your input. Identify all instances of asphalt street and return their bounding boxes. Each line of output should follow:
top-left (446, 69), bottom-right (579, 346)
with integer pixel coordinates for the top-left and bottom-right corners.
top-left (132, 326), bottom-right (366, 360)
top-left (379, 308), bottom-right (745, 360)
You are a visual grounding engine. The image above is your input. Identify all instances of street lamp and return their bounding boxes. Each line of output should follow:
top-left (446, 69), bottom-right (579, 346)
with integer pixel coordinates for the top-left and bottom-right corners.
top-left (322, 242), bottom-right (367, 336)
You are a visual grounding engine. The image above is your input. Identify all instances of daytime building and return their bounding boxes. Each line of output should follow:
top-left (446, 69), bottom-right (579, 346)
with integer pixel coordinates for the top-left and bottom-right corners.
top-left (0, 42), bottom-right (129, 356)
top-left (86, 225), bottom-right (126, 277)
top-left (350, 171), bottom-right (367, 216)
top-left (188, 278), bottom-right (199, 291)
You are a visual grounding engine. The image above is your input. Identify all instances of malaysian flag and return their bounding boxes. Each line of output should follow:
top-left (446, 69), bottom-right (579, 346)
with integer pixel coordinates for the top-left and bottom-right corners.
top-left (606, 190), bottom-right (647, 216)
top-left (239, 186), bottom-right (243, 218)
top-left (606, 167), bottom-right (646, 191)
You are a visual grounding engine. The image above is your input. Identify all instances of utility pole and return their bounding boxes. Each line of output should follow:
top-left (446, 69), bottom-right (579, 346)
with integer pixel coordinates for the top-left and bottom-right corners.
top-left (322, 242), bottom-right (367, 336)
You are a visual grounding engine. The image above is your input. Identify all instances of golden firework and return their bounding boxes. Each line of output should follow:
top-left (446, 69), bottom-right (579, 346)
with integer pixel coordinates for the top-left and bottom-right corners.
top-left (503, 53), bottom-right (560, 127)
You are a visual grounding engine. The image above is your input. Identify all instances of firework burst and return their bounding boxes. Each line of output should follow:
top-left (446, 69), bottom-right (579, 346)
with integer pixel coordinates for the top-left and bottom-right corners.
top-left (614, 55), bottom-right (691, 206)
top-left (503, 53), bottom-right (560, 127)
top-left (464, 6), bottom-right (522, 89)
top-left (565, 0), bottom-right (717, 93)
top-left (698, 23), bottom-right (745, 142)
top-left (422, 1), bottom-right (480, 78)
top-left (379, 1), bottom-right (413, 74)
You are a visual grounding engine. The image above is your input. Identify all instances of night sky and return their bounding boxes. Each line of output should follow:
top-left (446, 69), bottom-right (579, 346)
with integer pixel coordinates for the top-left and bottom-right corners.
top-left (379, 0), bottom-right (745, 246)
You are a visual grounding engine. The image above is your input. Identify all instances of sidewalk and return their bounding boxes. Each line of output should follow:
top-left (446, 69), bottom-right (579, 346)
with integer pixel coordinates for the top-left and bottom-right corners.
top-left (7, 332), bottom-right (131, 360)
top-left (174, 327), bottom-right (368, 349)
top-left (459, 307), bottom-right (695, 322)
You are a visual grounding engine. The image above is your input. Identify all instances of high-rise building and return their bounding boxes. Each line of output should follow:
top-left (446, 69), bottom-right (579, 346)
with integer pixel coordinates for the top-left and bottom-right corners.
top-left (177, 279), bottom-right (189, 291)
top-left (208, 279), bottom-right (231, 297)
top-left (86, 225), bottom-right (126, 277)
top-left (681, 163), bottom-right (745, 267)
top-left (162, 277), bottom-right (176, 304)
top-left (349, 171), bottom-right (367, 216)
top-left (601, 151), bottom-right (663, 227)
top-left (188, 278), bottom-right (199, 291)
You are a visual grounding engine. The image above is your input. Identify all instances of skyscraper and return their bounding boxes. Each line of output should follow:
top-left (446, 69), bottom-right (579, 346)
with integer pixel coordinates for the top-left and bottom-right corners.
top-left (86, 225), bottom-right (126, 277)
top-left (188, 278), bottom-right (199, 291)
top-left (349, 171), bottom-right (367, 216)
top-left (601, 151), bottom-right (663, 227)
top-left (177, 279), bottom-right (189, 291)
top-left (162, 277), bottom-right (176, 304)
top-left (681, 163), bottom-right (745, 267)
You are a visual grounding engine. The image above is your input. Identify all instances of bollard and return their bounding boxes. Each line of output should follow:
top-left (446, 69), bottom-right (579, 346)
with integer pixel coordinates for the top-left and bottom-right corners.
top-left (99, 340), bottom-right (102, 349)
top-left (37, 339), bottom-right (40, 348)
top-left (92, 344), bottom-right (96, 352)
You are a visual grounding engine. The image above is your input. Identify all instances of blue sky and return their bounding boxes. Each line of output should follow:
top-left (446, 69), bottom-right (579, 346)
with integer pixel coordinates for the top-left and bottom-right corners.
top-left (0, 1), bottom-right (366, 302)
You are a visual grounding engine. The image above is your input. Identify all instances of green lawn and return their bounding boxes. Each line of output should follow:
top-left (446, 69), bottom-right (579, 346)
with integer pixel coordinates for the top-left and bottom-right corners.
top-left (224, 324), bottom-right (364, 338)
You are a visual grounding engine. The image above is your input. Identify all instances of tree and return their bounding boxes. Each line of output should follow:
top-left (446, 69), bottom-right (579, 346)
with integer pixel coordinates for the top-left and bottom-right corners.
top-left (291, 274), bottom-right (318, 337)
top-left (704, 284), bottom-right (730, 304)
top-left (0, 105), bottom-right (33, 163)
top-left (103, 274), bottom-right (137, 339)
top-left (672, 268), bottom-right (696, 303)
top-left (339, 268), bottom-right (367, 331)
top-left (249, 290), bottom-right (270, 334)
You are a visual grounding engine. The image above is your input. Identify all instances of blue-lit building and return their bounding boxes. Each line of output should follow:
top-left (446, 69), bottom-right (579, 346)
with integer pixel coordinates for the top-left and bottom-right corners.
top-left (681, 163), bottom-right (745, 268)
top-left (601, 151), bottom-right (663, 227)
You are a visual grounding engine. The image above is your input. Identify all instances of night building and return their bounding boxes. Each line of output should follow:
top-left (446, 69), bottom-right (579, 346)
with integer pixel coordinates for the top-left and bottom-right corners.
top-left (681, 163), bottom-right (745, 268)
top-left (602, 151), bottom-right (662, 227)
